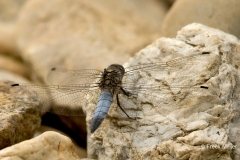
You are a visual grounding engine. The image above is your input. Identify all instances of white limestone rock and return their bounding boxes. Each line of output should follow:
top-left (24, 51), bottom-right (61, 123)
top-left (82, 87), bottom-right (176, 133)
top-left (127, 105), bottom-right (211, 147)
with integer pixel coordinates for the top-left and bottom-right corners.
top-left (0, 131), bottom-right (81, 160)
top-left (87, 23), bottom-right (240, 159)
top-left (34, 125), bottom-right (87, 158)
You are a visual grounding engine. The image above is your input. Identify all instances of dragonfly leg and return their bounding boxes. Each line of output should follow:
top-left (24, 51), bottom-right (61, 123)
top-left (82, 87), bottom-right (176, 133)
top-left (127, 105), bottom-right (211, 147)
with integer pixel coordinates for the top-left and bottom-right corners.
top-left (120, 87), bottom-right (130, 96)
top-left (116, 93), bottom-right (135, 120)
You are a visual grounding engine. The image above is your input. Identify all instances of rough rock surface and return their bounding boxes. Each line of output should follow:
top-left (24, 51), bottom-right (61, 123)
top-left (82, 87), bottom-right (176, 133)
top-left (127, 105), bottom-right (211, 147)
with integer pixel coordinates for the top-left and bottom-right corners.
top-left (0, 131), bottom-right (81, 160)
top-left (0, 81), bottom-right (41, 150)
top-left (86, 23), bottom-right (240, 159)
top-left (160, 0), bottom-right (240, 39)
top-left (16, 0), bottom-right (168, 82)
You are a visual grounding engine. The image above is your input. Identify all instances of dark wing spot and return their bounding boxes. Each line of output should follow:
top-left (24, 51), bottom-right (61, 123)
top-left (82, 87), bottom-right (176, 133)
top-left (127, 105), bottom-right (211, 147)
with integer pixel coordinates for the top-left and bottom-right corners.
top-left (202, 52), bottom-right (210, 54)
top-left (200, 86), bottom-right (208, 89)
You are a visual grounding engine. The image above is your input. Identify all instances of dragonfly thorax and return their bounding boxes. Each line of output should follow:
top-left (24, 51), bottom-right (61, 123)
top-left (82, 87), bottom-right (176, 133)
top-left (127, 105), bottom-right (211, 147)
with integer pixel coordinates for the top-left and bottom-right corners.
top-left (98, 64), bottom-right (125, 91)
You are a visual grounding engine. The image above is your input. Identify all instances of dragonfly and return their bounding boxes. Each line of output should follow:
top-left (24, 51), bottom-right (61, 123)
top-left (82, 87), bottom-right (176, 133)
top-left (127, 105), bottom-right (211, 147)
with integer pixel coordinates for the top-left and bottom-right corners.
top-left (11, 52), bottom-right (210, 133)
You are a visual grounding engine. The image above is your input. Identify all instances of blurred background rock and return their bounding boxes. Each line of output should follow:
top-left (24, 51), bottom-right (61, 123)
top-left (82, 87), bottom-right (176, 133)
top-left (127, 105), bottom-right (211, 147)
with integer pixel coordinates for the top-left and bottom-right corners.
top-left (0, 0), bottom-right (239, 159)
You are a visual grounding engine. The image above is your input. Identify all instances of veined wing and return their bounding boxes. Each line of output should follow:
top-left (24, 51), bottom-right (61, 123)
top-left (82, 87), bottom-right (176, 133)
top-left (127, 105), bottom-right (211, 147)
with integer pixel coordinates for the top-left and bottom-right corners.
top-left (11, 83), bottom-right (100, 116)
top-left (122, 83), bottom-right (208, 96)
top-left (109, 83), bottom-right (209, 118)
top-left (116, 84), bottom-right (209, 118)
top-left (124, 52), bottom-right (210, 73)
top-left (123, 52), bottom-right (211, 83)
top-left (47, 68), bottom-right (103, 85)
top-left (121, 83), bottom-right (209, 107)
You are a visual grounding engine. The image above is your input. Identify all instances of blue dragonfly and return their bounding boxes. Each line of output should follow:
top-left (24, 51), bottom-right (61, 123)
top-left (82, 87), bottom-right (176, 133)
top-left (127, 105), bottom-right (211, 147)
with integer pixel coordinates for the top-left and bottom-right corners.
top-left (11, 52), bottom-right (210, 133)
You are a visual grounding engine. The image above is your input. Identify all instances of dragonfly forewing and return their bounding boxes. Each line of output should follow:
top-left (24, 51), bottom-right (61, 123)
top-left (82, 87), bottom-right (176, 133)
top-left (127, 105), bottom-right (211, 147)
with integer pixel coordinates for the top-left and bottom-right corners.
top-left (123, 52), bottom-right (211, 83)
top-left (122, 83), bottom-right (208, 99)
top-left (47, 68), bottom-right (102, 85)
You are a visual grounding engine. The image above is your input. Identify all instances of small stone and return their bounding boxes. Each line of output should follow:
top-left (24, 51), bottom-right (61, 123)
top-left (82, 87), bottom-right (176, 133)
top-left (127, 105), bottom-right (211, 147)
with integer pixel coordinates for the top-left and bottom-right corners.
top-left (0, 131), bottom-right (81, 160)
top-left (185, 120), bottom-right (209, 131)
top-left (34, 125), bottom-right (87, 158)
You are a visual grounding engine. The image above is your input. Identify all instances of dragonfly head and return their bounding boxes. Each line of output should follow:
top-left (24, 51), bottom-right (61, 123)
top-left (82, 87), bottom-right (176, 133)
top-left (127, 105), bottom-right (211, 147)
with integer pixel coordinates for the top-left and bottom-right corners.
top-left (99, 64), bottom-right (125, 90)
top-left (106, 64), bottom-right (125, 76)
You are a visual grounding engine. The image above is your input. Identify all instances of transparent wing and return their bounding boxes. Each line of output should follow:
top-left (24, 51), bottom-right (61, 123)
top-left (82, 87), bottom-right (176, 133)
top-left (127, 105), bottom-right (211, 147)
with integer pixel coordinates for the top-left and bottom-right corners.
top-left (122, 83), bottom-right (208, 97)
top-left (11, 83), bottom-right (100, 116)
top-left (47, 68), bottom-right (103, 85)
top-left (115, 84), bottom-right (209, 118)
top-left (118, 52), bottom-right (212, 118)
top-left (123, 52), bottom-right (211, 84)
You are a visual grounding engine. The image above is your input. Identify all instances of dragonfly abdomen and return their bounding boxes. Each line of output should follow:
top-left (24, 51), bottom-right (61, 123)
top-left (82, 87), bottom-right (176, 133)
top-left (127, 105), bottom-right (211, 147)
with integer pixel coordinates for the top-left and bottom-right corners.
top-left (90, 90), bottom-right (113, 133)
